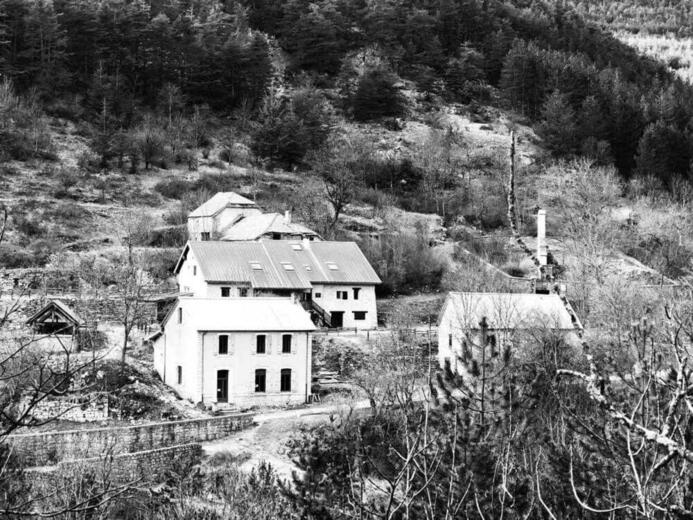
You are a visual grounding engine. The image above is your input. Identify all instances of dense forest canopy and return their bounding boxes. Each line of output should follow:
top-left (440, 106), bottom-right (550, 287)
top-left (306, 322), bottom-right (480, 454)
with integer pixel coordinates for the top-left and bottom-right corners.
top-left (1, 0), bottom-right (693, 185)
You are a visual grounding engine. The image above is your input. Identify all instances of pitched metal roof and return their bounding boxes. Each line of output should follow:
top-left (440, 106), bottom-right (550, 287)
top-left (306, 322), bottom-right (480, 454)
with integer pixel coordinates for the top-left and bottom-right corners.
top-left (163, 297), bottom-right (316, 331)
top-left (175, 240), bottom-right (381, 288)
top-left (221, 213), bottom-right (320, 241)
top-left (27, 299), bottom-right (84, 326)
top-left (440, 292), bottom-right (575, 330)
top-left (188, 192), bottom-right (257, 218)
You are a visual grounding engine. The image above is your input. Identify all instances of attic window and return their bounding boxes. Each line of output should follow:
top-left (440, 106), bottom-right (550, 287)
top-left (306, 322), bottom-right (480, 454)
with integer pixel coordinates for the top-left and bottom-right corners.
top-left (250, 262), bottom-right (263, 270)
top-left (327, 262), bottom-right (339, 271)
top-left (281, 262), bottom-right (295, 271)
top-left (292, 244), bottom-right (303, 251)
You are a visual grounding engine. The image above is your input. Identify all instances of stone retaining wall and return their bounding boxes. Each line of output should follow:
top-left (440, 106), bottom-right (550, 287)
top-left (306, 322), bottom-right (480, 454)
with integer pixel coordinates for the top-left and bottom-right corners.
top-left (27, 443), bottom-right (203, 486)
top-left (9, 413), bottom-right (254, 466)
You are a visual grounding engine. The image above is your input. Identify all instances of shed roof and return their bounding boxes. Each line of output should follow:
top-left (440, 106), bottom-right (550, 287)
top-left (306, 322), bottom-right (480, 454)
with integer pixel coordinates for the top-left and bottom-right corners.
top-left (175, 240), bottom-right (381, 288)
top-left (163, 298), bottom-right (316, 332)
top-left (188, 192), bottom-right (257, 218)
top-left (221, 213), bottom-right (320, 241)
top-left (27, 300), bottom-right (84, 327)
top-left (440, 292), bottom-right (576, 330)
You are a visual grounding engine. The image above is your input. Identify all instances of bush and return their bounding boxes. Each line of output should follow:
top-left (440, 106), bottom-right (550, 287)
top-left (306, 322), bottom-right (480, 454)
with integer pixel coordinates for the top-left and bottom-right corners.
top-left (155, 178), bottom-right (194, 199)
top-left (352, 69), bottom-right (408, 122)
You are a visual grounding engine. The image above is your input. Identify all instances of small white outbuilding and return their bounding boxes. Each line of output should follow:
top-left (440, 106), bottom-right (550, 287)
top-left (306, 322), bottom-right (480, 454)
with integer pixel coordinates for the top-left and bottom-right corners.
top-left (153, 297), bottom-right (315, 407)
top-left (437, 292), bottom-right (580, 375)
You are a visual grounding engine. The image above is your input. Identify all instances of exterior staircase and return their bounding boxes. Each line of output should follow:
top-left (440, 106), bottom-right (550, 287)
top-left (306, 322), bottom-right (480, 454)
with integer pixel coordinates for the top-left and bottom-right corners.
top-left (301, 299), bottom-right (331, 328)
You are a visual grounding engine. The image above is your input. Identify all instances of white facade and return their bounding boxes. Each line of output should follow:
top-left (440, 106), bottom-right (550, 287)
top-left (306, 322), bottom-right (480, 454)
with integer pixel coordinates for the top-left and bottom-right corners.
top-left (437, 292), bottom-right (578, 375)
top-left (188, 206), bottom-right (262, 241)
top-left (311, 284), bottom-right (378, 329)
top-left (153, 298), bottom-right (314, 407)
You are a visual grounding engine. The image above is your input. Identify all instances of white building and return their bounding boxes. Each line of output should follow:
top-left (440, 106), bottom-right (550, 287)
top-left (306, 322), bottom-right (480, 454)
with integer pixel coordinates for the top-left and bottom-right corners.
top-left (437, 292), bottom-right (579, 375)
top-left (221, 211), bottom-right (321, 241)
top-left (153, 297), bottom-right (315, 407)
top-left (187, 192), bottom-right (261, 241)
top-left (174, 239), bottom-right (381, 329)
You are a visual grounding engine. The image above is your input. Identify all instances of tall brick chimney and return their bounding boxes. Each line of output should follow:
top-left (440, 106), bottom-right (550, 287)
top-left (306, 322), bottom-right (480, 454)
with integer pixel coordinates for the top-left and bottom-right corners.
top-left (537, 209), bottom-right (547, 266)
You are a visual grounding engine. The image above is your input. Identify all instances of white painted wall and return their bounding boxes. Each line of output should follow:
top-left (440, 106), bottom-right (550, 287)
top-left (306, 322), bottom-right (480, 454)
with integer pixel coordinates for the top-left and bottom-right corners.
top-left (187, 206), bottom-right (261, 241)
top-left (154, 301), bottom-right (312, 407)
top-left (312, 284), bottom-right (377, 329)
top-left (200, 330), bottom-right (311, 407)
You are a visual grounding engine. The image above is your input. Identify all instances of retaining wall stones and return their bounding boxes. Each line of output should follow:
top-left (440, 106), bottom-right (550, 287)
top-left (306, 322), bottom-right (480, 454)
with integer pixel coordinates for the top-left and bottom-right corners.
top-left (8, 412), bottom-right (254, 467)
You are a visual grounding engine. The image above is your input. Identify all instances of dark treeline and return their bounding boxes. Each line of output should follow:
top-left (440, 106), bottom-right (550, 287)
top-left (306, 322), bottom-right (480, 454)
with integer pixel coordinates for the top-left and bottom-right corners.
top-left (2, 0), bottom-right (693, 186)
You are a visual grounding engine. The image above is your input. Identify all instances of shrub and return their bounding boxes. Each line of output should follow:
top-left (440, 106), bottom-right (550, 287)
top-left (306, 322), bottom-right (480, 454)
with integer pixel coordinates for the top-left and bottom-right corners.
top-left (352, 69), bottom-right (408, 122)
top-left (155, 178), bottom-right (194, 199)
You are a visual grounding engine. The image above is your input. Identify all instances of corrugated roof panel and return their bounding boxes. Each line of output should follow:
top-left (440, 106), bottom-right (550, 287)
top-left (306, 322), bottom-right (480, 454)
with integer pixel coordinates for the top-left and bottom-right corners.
top-left (188, 192), bottom-right (257, 218)
top-left (221, 213), bottom-right (320, 241)
top-left (178, 298), bottom-right (316, 331)
top-left (442, 292), bottom-right (575, 330)
top-left (187, 240), bottom-right (380, 288)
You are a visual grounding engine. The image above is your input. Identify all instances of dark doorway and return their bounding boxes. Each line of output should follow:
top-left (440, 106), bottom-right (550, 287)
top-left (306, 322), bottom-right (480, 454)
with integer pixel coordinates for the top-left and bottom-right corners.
top-left (331, 311), bottom-right (344, 328)
top-left (217, 370), bottom-right (229, 403)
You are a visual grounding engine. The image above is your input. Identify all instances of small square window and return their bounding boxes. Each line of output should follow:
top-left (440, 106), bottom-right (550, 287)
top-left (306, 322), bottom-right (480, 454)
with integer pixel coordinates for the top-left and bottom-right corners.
top-left (282, 334), bottom-right (292, 353)
top-left (221, 287), bottom-right (230, 297)
top-left (281, 262), bottom-right (295, 271)
top-left (255, 369), bottom-right (266, 393)
top-left (250, 262), bottom-right (263, 270)
top-left (314, 292), bottom-right (321, 298)
top-left (219, 335), bottom-right (229, 355)
top-left (239, 288), bottom-right (249, 297)
top-left (327, 262), bottom-right (339, 270)
top-left (256, 335), bottom-right (266, 354)
top-left (201, 232), bottom-right (210, 241)
top-left (353, 311), bottom-right (366, 320)
top-left (280, 369), bottom-right (291, 392)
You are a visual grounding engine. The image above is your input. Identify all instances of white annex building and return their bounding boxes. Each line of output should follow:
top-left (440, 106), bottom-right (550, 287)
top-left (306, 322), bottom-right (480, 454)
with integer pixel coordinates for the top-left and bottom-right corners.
top-left (437, 292), bottom-right (579, 375)
top-left (153, 298), bottom-right (315, 407)
top-left (186, 191), bottom-right (321, 242)
top-left (175, 239), bottom-right (381, 329)
top-left (186, 192), bottom-right (262, 241)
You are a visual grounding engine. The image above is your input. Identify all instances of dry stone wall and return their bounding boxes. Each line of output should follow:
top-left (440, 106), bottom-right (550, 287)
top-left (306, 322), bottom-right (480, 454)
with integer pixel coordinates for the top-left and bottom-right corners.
top-left (9, 413), bottom-right (254, 466)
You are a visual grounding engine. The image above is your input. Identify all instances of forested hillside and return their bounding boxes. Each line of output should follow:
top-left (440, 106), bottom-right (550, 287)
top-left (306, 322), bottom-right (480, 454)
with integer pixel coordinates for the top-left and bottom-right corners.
top-left (1, 0), bottom-right (693, 188)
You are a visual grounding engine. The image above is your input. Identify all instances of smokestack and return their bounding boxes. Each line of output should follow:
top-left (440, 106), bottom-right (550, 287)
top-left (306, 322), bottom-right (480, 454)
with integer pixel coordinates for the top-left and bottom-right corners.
top-left (284, 210), bottom-right (291, 224)
top-left (537, 209), bottom-right (547, 266)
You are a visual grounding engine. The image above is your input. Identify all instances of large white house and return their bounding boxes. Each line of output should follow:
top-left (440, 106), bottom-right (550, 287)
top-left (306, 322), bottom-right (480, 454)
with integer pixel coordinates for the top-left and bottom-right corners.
top-left (174, 239), bottom-right (381, 329)
top-left (437, 292), bottom-right (579, 375)
top-left (187, 192), bottom-right (261, 241)
top-left (153, 297), bottom-right (315, 407)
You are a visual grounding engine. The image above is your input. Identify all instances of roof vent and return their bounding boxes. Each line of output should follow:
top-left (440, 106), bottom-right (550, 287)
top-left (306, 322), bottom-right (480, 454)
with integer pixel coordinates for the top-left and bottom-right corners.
top-left (291, 244), bottom-right (302, 251)
top-left (281, 262), bottom-right (295, 271)
top-left (326, 262), bottom-right (339, 271)
top-left (250, 262), bottom-right (263, 270)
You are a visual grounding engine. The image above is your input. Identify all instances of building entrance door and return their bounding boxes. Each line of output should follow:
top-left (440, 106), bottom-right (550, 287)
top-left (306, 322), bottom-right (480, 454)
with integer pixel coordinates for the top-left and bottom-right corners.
top-left (331, 311), bottom-right (344, 328)
top-left (217, 370), bottom-right (229, 402)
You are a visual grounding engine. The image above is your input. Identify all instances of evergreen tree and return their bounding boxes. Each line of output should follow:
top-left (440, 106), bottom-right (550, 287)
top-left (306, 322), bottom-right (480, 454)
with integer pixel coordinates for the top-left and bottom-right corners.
top-left (538, 90), bottom-right (578, 156)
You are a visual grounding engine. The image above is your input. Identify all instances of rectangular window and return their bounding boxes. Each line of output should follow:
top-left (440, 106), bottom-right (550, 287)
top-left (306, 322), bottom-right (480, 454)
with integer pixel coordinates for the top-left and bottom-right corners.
top-left (221, 287), bottom-right (230, 297)
top-left (219, 335), bottom-right (229, 355)
top-left (201, 232), bottom-right (210, 241)
top-left (353, 288), bottom-right (360, 300)
top-left (448, 334), bottom-right (452, 347)
top-left (239, 288), bottom-right (248, 297)
top-left (280, 369), bottom-right (291, 392)
top-left (193, 266), bottom-right (197, 275)
top-left (282, 334), bottom-right (292, 353)
top-left (256, 334), bottom-right (266, 354)
top-left (178, 308), bottom-right (182, 323)
top-left (353, 311), bottom-right (367, 321)
top-left (177, 366), bottom-right (182, 384)
top-left (314, 292), bottom-right (321, 298)
top-left (255, 369), bottom-right (266, 392)
top-left (337, 291), bottom-right (348, 300)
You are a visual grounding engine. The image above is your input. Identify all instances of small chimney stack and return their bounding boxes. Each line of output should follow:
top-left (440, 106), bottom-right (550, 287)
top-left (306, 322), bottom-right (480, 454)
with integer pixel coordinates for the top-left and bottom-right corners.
top-left (284, 210), bottom-right (291, 224)
top-left (537, 209), bottom-right (547, 266)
